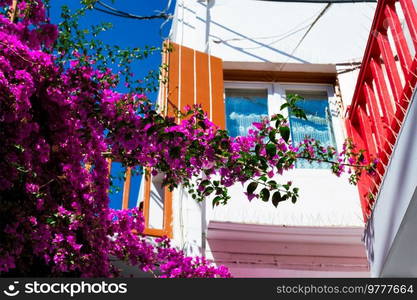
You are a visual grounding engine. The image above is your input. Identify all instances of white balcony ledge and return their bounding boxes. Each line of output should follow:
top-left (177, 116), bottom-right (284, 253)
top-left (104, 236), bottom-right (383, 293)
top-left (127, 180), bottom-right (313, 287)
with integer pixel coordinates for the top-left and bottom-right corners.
top-left (364, 86), bottom-right (417, 277)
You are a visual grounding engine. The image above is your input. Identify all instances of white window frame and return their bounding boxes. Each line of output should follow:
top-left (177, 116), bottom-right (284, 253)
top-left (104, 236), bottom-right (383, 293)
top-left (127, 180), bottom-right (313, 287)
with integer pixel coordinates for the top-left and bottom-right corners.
top-left (224, 81), bottom-right (345, 153)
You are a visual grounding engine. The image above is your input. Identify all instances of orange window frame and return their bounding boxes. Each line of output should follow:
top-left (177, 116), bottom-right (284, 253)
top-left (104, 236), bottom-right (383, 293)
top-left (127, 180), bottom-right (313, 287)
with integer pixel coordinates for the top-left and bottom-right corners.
top-left (106, 160), bottom-right (173, 238)
top-left (142, 174), bottom-right (173, 238)
top-left (107, 160), bottom-right (135, 210)
top-left (103, 41), bottom-right (225, 240)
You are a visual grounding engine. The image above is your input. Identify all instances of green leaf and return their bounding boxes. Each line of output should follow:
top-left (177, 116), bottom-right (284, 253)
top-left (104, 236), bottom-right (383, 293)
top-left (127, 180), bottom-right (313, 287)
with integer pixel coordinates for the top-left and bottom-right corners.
top-left (46, 217), bottom-right (56, 225)
top-left (275, 120), bottom-right (281, 129)
top-left (260, 188), bottom-right (270, 202)
top-left (204, 187), bottom-right (214, 196)
top-left (198, 120), bottom-right (206, 129)
top-left (200, 180), bottom-right (210, 187)
top-left (296, 110), bottom-right (307, 120)
top-left (271, 114), bottom-right (283, 121)
top-left (276, 157), bottom-right (286, 169)
top-left (247, 182), bottom-right (258, 194)
top-left (279, 126), bottom-right (290, 143)
top-left (213, 196), bottom-right (222, 207)
top-left (169, 146), bottom-right (181, 158)
top-left (255, 144), bottom-right (261, 156)
top-left (266, 144), bottom-right (277, 157)
top-left (267, 180), bottom-right (278, 189)
top-left (215, 187), bottom-right (223, 195)
top-left (259, 157), bottom-right (268, 169)
top-left (146, 125), bottom-right (156, 136)
top-left (280, 102), bottom-right (289, 110)
top-left (269, 131), bottom-right (277, 144)
top-left (272, 191), bottom-right (283, 207)
top-left (291, 195), bottom-right (298, 203)
top-left (259, 176), bottom-right (267, 182)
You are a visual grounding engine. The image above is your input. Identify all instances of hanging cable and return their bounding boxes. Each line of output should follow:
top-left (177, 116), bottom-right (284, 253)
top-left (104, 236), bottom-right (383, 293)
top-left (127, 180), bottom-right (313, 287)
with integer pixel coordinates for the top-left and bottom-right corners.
top-left (156, 0), bottom-right (173, 16)
top-left (212, 4), bottom-right (325, 48)
top-left (288, 3), bottom-right (332, 59)
top-left (93, 0), bottom-right (173, 20)
top-left (229, 24), bottom-right (312, 50)
top-left (337, 65), bottom-right (361, 74)
top-left (159, 17), bottom-right (173, 39)
top-left (279, 3), bottom-right (332, 71)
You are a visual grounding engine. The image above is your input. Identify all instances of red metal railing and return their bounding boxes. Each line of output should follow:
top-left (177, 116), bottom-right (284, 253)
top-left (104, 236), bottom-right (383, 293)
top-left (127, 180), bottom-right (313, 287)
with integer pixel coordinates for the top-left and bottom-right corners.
top-left (346, 0), bottom-right (417, 221)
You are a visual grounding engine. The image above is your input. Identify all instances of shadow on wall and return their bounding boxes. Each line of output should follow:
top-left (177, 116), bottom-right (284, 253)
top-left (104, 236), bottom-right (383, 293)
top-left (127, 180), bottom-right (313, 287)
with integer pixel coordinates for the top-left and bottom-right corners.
top-left (195, 0), bottom-right (309, 63)
top-left (363, 214), bottom-right (374, 270)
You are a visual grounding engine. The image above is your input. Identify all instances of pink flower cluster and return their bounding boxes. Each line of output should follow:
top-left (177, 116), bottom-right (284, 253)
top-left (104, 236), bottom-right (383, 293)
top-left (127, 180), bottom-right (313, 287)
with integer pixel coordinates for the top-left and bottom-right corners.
top-left (108, 209), bottom-right (230, 278)
top-left (0, 1), bottom-right (229, 277)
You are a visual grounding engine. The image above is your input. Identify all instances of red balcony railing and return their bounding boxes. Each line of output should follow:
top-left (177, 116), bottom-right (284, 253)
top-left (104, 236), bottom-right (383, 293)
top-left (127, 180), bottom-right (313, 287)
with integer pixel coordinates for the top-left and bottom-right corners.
top-left (346, 0), bottom-right (417, 221)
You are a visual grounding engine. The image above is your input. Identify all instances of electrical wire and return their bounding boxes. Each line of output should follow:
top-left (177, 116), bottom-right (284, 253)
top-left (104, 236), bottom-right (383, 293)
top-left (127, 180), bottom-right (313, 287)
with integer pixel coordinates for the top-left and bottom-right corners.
top-left (279, 3), bottom-right (332, 71)
top-left (335, 61), bottom-right (362, 66)
top-left (94, 0), bottom-right (173, 20)
top-left (229, 24), bottom-right (312, 50)
top-left (159, 0), bottom-right (174, 39)
top-left (159, 17), bottom-right (173, 39)
top-left (93, 1), bottom-right (174, 39)
top-left (212, 5), bottom-right (326, 49)
top-left (287, 3), bottom-right (332, 60)
top-left (337, 65), bottom-right (361, 74)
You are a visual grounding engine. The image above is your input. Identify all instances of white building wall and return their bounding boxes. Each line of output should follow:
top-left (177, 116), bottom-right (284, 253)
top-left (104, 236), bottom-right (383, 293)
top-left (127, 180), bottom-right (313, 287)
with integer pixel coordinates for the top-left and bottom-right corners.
top-left (167, 0), bottom-right (376, 263)
top-left (171, 0), bottom-right (376, 64)
top-left (171, 0), bottom-right (374, 108)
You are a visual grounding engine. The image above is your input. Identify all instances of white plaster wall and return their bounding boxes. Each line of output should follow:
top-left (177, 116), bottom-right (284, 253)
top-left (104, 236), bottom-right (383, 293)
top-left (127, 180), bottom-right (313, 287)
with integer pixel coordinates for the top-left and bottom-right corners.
top-left (167, 0), bottom-right (376, 255)
top-left (204, 223), bottom-right (369, 277)
top-left (173, 103), bottom-right (365, 257)
top-left (171, 0), bottom-right (376, 64)
top-left (206, 170), bottom-right (364, 227)
top-left (337, 67), bottom-right (361, 110)
top-left (171, 188), bottom-right (204, 255)
top-left (204, 81), bottom-right (365, 228)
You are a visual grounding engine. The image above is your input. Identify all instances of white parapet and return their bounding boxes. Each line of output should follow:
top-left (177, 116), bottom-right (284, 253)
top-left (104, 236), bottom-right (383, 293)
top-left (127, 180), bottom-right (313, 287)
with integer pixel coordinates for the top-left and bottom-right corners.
top-left (364, 85), bottom-right (417, 277)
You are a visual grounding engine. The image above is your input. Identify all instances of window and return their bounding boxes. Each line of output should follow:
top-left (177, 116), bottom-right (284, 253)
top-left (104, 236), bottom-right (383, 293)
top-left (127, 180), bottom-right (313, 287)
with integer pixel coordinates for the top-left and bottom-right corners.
top-left (224, 83), bottom-right (338, 169)
top-left (142, 172), bottom-right (173, 237)
top-left (287, 90), bottom-right (336, 169)
top-left (107, 162), bottom-right (173, 237)
top-left (225, 88), bottom-right (269, 137)
top-left (108, 161), bottom-right (142, 210)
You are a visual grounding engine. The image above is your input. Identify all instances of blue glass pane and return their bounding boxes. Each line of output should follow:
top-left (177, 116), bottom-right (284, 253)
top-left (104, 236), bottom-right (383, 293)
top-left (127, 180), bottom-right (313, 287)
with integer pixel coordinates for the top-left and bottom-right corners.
top-left (225, 88), bottom-right (268, 137)
top-left (288, 92), bottom-right (336, 169)
top-left (109, 162), bottom-right (125, 209)
top-left (128, 167), bottom-right (142, 209)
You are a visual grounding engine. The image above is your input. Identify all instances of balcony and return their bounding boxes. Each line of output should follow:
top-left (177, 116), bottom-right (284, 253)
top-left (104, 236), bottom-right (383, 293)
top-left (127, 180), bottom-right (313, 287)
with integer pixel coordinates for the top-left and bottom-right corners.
top-left (346, 0), bottom-right (417, 276)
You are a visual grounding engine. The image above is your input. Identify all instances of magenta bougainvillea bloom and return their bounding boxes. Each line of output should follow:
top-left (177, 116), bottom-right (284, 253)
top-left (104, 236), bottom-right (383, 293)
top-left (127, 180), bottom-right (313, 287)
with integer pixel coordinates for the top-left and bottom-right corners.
top-left (0, 1), bottom-right (230, 277)
top-left (0, 1), bottom-right (376, 277)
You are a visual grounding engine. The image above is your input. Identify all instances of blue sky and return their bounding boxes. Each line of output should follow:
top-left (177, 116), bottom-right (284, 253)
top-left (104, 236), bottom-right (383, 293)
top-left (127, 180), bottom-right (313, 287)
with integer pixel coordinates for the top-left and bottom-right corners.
top-left (49, 0), bottom-right (175, 101)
